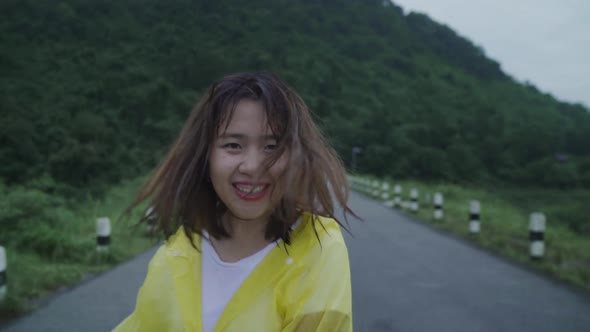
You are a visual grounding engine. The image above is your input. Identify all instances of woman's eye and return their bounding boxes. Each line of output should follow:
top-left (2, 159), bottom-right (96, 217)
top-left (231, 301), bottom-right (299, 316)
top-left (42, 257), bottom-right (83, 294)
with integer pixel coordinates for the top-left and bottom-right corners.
top-left (265, 144), bottom-right (278, 151)
top-left (223, 143), bottom-right (241, 150)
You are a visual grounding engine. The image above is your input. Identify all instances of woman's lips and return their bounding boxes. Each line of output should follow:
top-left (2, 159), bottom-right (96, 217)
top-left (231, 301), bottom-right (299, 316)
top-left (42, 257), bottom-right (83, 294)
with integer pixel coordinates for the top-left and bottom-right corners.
top-left (232, 183), bottom-right (270, 201)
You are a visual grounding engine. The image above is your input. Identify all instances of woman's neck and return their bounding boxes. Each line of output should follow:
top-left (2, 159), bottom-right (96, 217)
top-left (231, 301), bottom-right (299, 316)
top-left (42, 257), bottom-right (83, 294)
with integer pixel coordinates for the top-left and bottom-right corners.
top-left (226, 213), bottom-right (268, 239)
top-left (209, 213), bottom-right (272, 263)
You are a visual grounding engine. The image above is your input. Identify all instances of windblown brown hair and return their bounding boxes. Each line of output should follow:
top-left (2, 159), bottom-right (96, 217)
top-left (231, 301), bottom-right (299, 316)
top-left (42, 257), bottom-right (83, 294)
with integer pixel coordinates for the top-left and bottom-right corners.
top-left (126, 72), bottom-right (356, 247)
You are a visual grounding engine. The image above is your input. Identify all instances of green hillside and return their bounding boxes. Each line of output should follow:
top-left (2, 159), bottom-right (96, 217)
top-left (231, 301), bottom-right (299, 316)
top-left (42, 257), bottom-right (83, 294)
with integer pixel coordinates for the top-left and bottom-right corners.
top-left (2, 0), bottom-right (589, 192)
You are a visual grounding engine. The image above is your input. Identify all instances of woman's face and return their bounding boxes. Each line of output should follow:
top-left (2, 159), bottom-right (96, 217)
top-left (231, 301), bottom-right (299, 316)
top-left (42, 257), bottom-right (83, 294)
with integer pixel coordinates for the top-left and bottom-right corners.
top-left (209, 99), bottom-right (287, 223)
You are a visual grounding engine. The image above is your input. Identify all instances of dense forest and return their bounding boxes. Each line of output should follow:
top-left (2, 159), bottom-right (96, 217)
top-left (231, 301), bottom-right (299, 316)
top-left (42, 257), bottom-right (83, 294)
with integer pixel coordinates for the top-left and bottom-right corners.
top-left (2, 0), bottom-right (590, 197)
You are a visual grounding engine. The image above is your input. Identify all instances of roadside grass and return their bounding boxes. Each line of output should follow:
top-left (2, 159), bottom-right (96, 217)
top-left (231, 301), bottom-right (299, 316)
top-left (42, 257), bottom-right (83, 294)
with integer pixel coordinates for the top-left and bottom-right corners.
top-left (0, 177), bottom-right (156, 323)
top-left (351, 176), bottom-right (590, 292)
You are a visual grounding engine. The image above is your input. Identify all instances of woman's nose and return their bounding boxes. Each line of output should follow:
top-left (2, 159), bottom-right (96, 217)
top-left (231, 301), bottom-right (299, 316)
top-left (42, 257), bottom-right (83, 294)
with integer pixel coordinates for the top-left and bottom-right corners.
top-left (238, 149), bottom-right (265, 175)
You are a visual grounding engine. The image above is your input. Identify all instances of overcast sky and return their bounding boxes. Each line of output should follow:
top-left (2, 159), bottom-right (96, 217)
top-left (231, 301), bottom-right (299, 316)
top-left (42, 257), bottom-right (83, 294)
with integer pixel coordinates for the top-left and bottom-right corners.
top-left (392, 0), bottom-right (590, 108)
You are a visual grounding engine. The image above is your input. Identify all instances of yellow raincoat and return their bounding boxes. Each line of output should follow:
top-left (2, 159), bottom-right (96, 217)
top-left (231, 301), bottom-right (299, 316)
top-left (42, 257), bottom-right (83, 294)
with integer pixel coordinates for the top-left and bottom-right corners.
top-left (113, 213), bottom-right (352, 331)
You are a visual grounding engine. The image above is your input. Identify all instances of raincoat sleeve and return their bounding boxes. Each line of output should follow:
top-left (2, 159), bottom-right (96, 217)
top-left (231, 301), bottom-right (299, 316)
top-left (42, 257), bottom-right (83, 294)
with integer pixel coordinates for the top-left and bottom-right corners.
top-left (281, 240), bottom-right (353, 332)
top-left (112, 246), bottom-right (183, 332)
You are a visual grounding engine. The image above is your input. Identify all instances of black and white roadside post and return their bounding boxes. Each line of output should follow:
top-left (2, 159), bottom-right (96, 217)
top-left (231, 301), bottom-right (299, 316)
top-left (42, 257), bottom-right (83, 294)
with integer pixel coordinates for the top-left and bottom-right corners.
top-left (381, 183), bottom-right (393, 207)
top-left (145, 207), bottom-right (157, 233)
top-left (380, 182), bottom-right (389, 198)
top-left (393, 185), bottom-right (402, 208)
top-left (372, 180), bottom-right (381, 198)
top-left (433, 192), bottom-right (444, 220)
top-left (410, 188), bottom-right (419, 213)
top-left (469, 200), bottom-right (481, 234)
top-left (529, 212), bottom-right (546, 260)
top-left (96, 217), bottom-right (111, 253)
top-left (0, 246), bottom-right (6, 302)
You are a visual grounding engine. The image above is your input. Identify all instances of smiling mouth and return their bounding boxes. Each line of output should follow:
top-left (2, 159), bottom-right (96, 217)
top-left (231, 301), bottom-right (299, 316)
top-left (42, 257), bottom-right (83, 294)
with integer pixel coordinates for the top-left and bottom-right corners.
top-left (232, 183), bottom-right (270, 201)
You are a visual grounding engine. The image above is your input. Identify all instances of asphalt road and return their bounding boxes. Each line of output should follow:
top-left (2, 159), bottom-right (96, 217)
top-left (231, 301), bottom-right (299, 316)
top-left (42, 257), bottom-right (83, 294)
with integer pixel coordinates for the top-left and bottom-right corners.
top-left (2, 191), bottom-right (590, 331)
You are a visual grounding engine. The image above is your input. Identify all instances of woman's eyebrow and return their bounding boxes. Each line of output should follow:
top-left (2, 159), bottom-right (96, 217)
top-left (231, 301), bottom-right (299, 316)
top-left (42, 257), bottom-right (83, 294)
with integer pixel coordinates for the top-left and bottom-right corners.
top-left (218, 133), bottom-right (277, 140)
top-left (218, 133), bottom-right (245, 139)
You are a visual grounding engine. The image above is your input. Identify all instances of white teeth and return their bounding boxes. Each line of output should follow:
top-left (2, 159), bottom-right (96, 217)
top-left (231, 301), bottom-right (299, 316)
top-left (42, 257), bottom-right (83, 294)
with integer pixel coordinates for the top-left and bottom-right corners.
top-left (234, 185), bottom-right (266, 194)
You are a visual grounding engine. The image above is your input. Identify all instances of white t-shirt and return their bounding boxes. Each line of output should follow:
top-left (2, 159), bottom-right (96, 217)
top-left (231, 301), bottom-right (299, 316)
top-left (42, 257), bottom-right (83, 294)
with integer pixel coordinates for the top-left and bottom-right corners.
top-left (201, 234), bottom-right (277, 332)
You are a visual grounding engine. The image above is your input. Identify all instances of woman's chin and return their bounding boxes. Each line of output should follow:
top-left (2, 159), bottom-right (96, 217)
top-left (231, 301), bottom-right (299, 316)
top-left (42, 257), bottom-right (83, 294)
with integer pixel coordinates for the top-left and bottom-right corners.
top-left (225, 207), bottom-right (271, 223)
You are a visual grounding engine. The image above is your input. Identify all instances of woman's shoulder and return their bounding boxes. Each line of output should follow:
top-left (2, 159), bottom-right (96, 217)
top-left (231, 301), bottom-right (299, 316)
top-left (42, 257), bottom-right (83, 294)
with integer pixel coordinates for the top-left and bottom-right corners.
top-left (298, 213), bottom-right (346, 242)
top-left (164, 226), bottom-right (201, 252)
top-left (289, 213), bottom-right (349, 264)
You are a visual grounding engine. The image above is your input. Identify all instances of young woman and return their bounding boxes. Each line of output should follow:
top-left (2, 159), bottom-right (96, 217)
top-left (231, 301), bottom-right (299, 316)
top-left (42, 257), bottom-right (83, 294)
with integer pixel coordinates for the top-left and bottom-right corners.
top-left (114, 72), bottom-right (356, 332)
